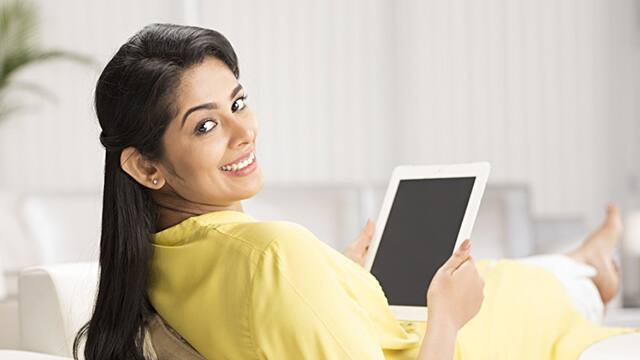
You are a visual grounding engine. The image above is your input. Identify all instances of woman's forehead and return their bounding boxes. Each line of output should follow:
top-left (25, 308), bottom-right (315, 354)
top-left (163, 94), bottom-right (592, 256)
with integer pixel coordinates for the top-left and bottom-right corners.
top-left (177, 57), bottom-right (238, 105)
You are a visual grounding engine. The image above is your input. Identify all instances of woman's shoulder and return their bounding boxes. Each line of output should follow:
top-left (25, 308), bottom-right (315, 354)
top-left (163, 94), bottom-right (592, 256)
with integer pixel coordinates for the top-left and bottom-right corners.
top-left (215, 219), bottom-right (320, 254)
top-left (153, 216), bottom-right (326, 268)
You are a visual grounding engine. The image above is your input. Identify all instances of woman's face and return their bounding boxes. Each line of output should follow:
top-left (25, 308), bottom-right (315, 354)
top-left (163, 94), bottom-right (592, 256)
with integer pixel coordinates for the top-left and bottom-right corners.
top-left (157, 57), bottom-right (263, 207)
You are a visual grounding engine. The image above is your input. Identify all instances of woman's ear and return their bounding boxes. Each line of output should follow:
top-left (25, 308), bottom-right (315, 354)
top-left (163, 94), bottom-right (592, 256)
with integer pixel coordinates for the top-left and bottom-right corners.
top-left (120, 147), bottom-right (166, 189)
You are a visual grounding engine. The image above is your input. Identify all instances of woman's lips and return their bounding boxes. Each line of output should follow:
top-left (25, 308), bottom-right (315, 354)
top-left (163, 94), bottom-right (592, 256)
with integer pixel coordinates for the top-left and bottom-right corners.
top-left (220, 149), bottom-right (254, 168)
top-left (219, 151), bottom-right (256, 171)
top-left (219, 152), bottom-right (258, 176)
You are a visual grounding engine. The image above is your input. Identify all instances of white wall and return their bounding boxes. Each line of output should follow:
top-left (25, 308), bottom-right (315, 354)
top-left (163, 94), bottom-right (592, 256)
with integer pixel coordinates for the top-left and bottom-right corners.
top-left (197, 0), bottom-right (395, 184)
top-left (607, 0), bottom-right (640, 215)
top-left (394, 0), bottom-right (640, 227)
top-left (0, 0), bottom-right (396, 187)
top-left (0, 0), bottom-right (185, 191)
top-left (0, 0), bottom-right (638, 227)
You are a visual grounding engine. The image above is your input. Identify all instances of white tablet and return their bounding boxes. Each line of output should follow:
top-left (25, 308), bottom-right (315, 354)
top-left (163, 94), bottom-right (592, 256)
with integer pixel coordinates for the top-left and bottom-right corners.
top-left (363, 162), bottom-right (490, 321)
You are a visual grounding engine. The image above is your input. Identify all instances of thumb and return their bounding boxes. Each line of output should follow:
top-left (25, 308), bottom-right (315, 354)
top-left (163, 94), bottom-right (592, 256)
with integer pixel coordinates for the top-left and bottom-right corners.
top-left (441, 239), bottom-right (472, 273)
top-left (352, 219), bottom-right (374, 249)
top-left (364, 218), bottom-right (374, 237)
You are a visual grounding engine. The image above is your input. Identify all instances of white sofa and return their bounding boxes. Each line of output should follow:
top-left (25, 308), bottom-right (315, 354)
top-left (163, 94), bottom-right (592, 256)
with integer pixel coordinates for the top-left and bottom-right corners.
top-left (1, 262), bottom-right (99, 359)
top-left (0, 186), bottom-right (638, 358)
top-left (18, 262), bottom-right (98, 357)
top-left (0, 261), bottom-right (638, 359)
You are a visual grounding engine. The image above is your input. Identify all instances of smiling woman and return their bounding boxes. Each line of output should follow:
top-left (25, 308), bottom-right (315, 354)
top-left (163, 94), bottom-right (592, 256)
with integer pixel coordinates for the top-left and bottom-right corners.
top-left (124, 55), bottom-right (264, 232)
top-left (73, 23), bottom-right (637, 360)
top-left (72, 23), bottom-right (267, 360)
top-left (74, 22), bottom-right (480, 360)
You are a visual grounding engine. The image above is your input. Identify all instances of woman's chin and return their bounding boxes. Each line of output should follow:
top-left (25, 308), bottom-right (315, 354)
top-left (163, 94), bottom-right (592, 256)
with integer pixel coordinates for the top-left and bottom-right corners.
top-left (233, 171), bottom-right (264, 199)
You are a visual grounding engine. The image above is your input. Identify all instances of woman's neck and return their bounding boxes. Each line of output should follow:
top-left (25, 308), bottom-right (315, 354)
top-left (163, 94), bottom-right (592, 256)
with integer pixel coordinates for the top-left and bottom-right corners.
top-left (152, 192), bottom-right (243, 232)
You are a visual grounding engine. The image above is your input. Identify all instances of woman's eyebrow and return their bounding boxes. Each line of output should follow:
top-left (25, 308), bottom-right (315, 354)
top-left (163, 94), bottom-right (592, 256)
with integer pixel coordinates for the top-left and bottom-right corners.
top-left (180, 84), bottom-right (244, 128)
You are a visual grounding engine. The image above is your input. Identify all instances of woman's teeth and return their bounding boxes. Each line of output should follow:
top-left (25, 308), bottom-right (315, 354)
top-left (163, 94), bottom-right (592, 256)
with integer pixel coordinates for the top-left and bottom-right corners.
top-left (221, 152), bottom-right (255, 171)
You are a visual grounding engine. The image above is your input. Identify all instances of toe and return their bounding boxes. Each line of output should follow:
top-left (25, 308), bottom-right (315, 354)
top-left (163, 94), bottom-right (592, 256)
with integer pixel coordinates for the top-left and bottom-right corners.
top-left (604, 204), bottom-right (624, 233)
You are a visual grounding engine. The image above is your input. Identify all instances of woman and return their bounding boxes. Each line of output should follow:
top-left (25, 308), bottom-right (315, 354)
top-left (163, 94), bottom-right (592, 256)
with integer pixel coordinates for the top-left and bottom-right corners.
top-left (73, 23), bottom-right (635, 360)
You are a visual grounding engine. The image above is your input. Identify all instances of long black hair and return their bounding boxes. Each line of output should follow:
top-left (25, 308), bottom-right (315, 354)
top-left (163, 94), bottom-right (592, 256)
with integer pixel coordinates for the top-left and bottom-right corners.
top-left (73, 23), bottom-right (240, 360)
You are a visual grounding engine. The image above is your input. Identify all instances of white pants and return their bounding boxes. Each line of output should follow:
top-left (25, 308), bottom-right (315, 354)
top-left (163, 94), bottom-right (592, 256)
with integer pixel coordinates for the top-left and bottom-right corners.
top-left (515, 254), bottom-right (604, 324)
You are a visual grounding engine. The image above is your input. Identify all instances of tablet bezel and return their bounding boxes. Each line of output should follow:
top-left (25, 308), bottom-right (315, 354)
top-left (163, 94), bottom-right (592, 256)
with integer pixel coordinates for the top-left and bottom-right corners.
top-left (363, 162), bottom-right (491, 321)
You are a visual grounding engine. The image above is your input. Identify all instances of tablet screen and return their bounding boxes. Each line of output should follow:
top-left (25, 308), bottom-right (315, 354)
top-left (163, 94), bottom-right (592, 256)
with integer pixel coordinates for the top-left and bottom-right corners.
top-left (371, 177), bottom-right (476, 307)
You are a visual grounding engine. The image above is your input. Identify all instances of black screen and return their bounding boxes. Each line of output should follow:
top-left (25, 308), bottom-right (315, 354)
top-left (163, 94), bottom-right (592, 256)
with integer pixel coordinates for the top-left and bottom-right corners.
top-left (371, 177), bottom-right (476, 306)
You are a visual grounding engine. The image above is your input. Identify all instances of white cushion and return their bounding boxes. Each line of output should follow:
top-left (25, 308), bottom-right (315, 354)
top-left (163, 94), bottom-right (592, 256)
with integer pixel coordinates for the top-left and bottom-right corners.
top-left (579, 333), bottom-right (640, 359)
top-left (0, 350), bottom-right (71, 360)
top-left (20, 193), bottom-right (101, 265)
top-left (0, 189), bottom-right (34, 279)
top-left (18, 262), bottom-right (98, 357)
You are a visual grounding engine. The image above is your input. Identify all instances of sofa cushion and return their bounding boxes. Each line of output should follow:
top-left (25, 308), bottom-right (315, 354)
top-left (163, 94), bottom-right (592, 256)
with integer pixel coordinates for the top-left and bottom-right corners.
top-left (146, 313), bottom-right (204, 360)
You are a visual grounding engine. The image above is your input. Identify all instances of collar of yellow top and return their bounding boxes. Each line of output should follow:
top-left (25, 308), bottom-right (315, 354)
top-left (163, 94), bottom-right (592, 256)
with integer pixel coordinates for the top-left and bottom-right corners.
top-left (152, 210), bottom-right (256, 246)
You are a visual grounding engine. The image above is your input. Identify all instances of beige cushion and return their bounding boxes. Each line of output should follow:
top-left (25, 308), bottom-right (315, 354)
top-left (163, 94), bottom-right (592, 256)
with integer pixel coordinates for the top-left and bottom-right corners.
top-left (145, 313), bottom-right (205, 360)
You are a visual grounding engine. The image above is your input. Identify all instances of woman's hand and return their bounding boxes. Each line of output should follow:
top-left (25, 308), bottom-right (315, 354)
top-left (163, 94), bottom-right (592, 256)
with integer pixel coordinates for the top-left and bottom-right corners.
top-left (417, 239), bottom-right (484, 360)
top-left (343, 218), bottom-right (375, 267)
top-left (426, 239), bottom-right (484, 330)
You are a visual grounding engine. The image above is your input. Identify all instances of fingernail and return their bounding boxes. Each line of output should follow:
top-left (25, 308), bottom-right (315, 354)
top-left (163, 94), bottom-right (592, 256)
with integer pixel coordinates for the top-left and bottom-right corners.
top-left (461, 239), bottom-right (471, 250)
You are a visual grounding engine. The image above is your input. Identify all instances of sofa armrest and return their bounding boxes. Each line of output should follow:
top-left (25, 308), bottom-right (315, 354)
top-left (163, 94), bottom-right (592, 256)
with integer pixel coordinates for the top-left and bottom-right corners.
top-left (18, 262), bottom-right (98, 357)
top-left (0, 350), bottom-right (72, 359)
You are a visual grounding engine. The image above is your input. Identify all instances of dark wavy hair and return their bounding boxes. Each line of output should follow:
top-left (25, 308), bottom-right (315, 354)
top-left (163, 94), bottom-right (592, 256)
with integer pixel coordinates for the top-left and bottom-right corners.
top-left (72, 23), bottom-right (239, 360)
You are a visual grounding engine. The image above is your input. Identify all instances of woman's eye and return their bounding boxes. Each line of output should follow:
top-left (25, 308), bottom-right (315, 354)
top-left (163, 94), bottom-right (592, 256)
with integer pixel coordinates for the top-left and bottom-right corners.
top-left (195, 119), bottom-right (217, 135)
top-left (231, 95), bottom-right (248, 112)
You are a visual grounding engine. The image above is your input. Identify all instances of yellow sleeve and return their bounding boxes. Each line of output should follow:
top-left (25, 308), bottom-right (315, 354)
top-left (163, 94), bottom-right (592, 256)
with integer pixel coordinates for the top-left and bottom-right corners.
top-left (250, 223), bottom-right (387, 360)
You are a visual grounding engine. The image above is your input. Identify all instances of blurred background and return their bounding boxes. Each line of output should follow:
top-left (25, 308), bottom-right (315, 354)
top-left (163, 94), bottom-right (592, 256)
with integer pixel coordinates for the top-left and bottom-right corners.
top-left (1, 0), bottom-right (640, 352)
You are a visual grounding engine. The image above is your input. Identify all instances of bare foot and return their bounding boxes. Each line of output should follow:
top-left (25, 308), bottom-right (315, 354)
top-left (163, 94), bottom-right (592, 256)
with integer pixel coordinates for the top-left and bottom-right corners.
top-left (567, 204), bottom-right (623, 305)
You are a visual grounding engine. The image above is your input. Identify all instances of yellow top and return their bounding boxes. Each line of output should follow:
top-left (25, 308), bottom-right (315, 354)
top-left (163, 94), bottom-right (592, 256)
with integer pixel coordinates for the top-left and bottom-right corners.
top-left (147, 210), bottom-right (636, 360)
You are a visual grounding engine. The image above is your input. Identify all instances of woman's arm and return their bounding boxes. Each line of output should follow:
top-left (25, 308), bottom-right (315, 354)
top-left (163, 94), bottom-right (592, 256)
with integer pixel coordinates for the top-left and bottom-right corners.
top-left (417, 314), bottom-right (458, 359)
top-left (416, 239), bottom-right (485, 360)
top-left (342, 220), bottom-right (483, 359)
top-left (251, 225), bottom-right (388, 359)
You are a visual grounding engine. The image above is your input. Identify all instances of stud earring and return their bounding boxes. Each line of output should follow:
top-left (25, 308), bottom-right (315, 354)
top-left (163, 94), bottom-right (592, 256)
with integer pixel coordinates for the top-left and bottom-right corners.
top-left (152, 179), bottom-right (158, 185)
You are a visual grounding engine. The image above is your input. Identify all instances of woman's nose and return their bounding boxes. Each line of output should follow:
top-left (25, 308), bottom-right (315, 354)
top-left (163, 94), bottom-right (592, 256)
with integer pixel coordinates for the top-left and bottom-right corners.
top-left (227, 116), bottom-right (256, 147)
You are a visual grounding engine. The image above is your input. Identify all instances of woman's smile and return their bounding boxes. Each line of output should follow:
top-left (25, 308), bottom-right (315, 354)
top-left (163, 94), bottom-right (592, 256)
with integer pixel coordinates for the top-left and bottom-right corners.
top-left (219, 150), bottom-right (258, 176)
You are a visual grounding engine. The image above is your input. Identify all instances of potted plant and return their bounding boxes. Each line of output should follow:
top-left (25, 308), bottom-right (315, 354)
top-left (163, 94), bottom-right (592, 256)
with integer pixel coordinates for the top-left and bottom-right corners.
top-left (0, 0), bottom-right (95, 121)
top-left (0, 0), bottom-right (94, 300)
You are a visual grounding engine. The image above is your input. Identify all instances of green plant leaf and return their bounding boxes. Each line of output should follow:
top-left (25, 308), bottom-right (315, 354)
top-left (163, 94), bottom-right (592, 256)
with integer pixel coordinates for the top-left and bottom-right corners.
top-left (6, 79), bottom-right (57, 103)
top-left (0, 1), bottom-right (37, 52)
top-left (0, 102), bottom-right (24, 122)
top-left (0, 49), bottom-right (96, 88)
top-left (0, 0), bottom-right (97, 123)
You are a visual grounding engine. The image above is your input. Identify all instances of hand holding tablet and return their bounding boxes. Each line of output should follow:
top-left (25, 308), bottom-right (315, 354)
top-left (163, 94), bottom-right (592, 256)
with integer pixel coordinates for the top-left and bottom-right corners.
top-left (416, 239), bottom-right (485, 360)
top-left (426, 239), bottom-right (484, 329)
top-left (363, 162), bottom-right (490, 321)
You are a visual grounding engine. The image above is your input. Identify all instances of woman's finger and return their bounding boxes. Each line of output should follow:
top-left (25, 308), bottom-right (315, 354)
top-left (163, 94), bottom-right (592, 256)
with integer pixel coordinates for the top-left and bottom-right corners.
top-left (441, 239), bottom-right (472, 273)
top-left (355, 219), bottom-right (375, 248)
top-left (364, 218), bottom-right (374, 237)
